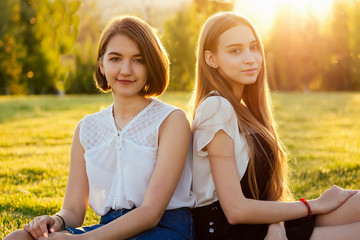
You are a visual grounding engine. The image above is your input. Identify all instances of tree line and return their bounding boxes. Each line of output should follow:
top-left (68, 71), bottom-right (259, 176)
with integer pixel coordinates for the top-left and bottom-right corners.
top-left (0, 0), bottom-right (359, 95)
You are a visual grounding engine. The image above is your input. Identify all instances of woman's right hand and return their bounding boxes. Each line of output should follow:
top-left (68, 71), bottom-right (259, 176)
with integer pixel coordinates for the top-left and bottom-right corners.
top-left (23, 215), bottom-right (62, 239)
top-left (310, 185), bottom-right (359, 215)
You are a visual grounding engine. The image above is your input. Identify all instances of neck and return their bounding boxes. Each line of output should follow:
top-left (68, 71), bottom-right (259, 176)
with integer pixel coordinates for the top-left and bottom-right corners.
top-left (232, 83), bottom-right (245, 102)
top-left (112, 94), bottom-right (151, 128)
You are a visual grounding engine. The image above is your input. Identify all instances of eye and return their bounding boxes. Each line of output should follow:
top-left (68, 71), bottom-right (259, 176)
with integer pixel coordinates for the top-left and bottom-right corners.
top-left (230, 48), bottom-right (241, 54)
top-left (110, 57), bottom-right (121, 62)
top-left (250, 44), bottom-right (259, 51)
top-left (133, 58), bottom-right (144, 63)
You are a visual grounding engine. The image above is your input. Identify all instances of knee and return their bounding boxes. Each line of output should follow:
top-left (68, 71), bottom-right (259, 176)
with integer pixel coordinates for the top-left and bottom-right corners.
top-left (353, 191), bottom-right (360, 206)
top-left (4, 229), bottom-right (33, 240)
top-left (346, 191), bottom-right (360, 212)
top-left (349, 191), bottom-right (360, 203)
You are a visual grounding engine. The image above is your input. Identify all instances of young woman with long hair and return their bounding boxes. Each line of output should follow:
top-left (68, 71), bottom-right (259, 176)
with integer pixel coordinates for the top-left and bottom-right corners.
top-left (190, 12), bottom-right (360, 240)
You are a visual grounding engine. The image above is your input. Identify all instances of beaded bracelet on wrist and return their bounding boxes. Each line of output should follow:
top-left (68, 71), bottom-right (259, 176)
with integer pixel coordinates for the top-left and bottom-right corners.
top-left (300, 198), bottom-right (312, 219)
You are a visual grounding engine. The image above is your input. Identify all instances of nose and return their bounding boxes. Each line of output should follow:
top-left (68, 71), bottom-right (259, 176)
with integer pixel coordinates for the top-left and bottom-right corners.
top-left (243, 51), bottom-right (256, 64)
top-left (120, 59), bottom-right (132, 76)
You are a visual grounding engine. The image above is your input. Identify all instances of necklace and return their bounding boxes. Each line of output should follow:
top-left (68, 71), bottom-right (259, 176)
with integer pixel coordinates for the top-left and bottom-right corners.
top-left (113, 117), bottom-right (121, 131)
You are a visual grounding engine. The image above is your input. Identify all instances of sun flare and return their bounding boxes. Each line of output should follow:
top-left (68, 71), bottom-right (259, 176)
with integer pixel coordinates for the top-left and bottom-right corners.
top-left (235, 0), bottom-right (334, 37)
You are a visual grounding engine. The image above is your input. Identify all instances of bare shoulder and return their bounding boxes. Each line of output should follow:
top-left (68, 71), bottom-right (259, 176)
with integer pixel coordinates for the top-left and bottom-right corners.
top-left (159, 109), bottom-right (190, 137)
top-left (162, 109), bottom-right (189, 128)
top-left (72, 119), bottom-right (83, 138)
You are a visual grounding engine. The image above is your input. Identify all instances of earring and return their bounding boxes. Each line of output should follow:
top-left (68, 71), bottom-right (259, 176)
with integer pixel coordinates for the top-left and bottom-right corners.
top-left (143, 84), bottom-right (149, 92)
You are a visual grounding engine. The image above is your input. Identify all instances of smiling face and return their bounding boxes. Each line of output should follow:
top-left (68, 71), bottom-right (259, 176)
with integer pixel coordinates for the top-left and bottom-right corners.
top-left (206, 24), bottom-right (263, 95)
top-left (100, 34), bottom-right (148, 97)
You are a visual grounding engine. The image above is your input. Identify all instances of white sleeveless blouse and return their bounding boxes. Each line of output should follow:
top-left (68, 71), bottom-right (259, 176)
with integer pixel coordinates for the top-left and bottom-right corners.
top-left (79, 98), bottom-right (195, 216)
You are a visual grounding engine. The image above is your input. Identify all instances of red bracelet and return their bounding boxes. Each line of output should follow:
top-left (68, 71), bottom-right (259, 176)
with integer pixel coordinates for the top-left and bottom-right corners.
top-left (300, 198), bottom-right (312, 219)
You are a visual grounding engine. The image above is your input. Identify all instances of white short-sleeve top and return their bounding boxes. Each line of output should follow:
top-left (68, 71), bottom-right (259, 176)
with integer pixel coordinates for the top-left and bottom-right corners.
top-left (79, 98), bottom-right (195, 216)
top-left (191, 95), bottom-right (249, 207)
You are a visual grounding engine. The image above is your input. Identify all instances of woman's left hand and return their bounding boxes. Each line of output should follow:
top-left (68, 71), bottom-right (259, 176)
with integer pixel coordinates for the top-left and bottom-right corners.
top-left (38, 231), bottom-right (73, 240)
top-left (264, 222), bottom-right (288, 240)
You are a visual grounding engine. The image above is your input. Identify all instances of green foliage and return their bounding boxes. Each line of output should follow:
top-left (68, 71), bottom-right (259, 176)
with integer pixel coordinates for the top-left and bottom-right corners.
top-left (1, 92), bottom-right (360, 237)
top-left (66, 40), bottom-right (98, 94)
top-left (0, 0), bottom-right (26, 94)
top-left (31, 0), bottom-right (80, 94)
top-left (162, 5), bottom-right (199, 91)
top-left (1, 0), bottom-right (360, 94)
top-left (0, 0), bottom-right (80, 95)
top-left (162, 0), bottom-right (234, 91)
top-left (65, 0), bottom-right (101, 94)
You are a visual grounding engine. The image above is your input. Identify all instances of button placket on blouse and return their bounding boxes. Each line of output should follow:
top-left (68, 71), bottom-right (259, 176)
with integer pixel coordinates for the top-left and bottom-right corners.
top-left (113, 130), bottom-right (123, 210)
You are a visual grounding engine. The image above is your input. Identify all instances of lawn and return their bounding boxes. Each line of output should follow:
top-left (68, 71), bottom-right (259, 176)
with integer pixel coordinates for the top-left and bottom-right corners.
top-left (1, 92), bottom-right (359, 237)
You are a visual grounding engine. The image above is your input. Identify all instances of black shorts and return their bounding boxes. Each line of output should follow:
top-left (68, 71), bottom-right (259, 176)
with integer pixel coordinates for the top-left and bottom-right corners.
top-left (191, 201), bottom-right (316, 240)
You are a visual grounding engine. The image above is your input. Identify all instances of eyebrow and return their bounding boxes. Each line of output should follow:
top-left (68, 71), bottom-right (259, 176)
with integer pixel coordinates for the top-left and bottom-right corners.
top-left (107, 52), bottom-right (142, 57)
top-left (226, 40), bottom-right (258, 48)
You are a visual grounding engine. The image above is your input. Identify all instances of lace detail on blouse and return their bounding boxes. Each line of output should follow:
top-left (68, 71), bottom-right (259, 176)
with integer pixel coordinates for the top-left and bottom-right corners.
top-left (80, 99), bottom-right (175, 151)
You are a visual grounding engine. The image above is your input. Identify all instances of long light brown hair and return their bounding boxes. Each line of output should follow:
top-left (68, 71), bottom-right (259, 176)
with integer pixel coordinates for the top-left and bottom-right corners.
top-left (191, 12), bottom-right (292, 201)
top-left (94, 16), bottom-right (169, 97)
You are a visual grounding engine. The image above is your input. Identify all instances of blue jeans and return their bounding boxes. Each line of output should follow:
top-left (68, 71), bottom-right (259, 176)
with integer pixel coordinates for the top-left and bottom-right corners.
top-left (65, 208), bottom-right (195, 239)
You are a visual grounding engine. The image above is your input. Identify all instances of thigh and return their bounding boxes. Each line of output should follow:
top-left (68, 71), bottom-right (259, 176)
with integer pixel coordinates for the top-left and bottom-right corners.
top-left (128, 226), bottom-right (187, 240)
top-left (3, 229), bottom-right (34, 240)
top-left (310, 222), bottom-right (360, 240)
top-left (315, 192), bottom-right (360, 227)
top-left (129, 208), bottom-right (194, 240)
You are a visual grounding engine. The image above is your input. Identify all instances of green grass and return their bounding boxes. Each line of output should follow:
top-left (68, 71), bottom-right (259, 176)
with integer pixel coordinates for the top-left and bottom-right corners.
top-left (1, 92), bottom-right (359, 237)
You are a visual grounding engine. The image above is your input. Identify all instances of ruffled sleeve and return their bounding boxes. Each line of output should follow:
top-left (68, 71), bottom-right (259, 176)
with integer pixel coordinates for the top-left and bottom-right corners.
top-left (192, 96), bottom-right (238, 157)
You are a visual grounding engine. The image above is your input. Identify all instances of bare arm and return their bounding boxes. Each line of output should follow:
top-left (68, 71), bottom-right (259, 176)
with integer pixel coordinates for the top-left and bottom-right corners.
top-left (58, 122), bottom-right (89, 227)
top-left (81, 110), bottom-right (191, 240)
top-left (208, 130), bottom-right (356, 225)
top-left (24, 122), bottom-right (89, 238)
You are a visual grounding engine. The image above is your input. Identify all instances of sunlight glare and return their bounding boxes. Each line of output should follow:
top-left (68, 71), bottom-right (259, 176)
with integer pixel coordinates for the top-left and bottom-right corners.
top-left (277, 0), bottom-right (334, 19)
top-left (235, 0), bottom-right (334, 38)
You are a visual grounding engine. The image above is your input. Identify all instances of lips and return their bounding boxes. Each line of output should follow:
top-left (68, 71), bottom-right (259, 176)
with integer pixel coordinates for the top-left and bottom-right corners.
top-left (241, 68), bottom-right (258, 75)
top-left (242, 68), bottom-right (257, 72)
top-left (117, 79), bottom-right (135, 85)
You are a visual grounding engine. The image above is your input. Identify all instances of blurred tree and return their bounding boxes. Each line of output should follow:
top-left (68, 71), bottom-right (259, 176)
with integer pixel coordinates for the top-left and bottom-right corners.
top-left (348, 0), bottom-right (360, 90)
top-left (267, 5), bottom-right (305, 91)
top-left (163, 5), bottom-right (199, 91)
top-left (0, 0), bottom-right (26, 94)
top-left (163, 0), bottom-right (234, 91)
top-left (66, 39), bottom-right (98, 93)
top-left (324, 0), bottom-right (353, 91)
top-left (66, 0), bottom-right (100, 93)
top-left (194, 0), bottom-right (234, 17)
top-left (29, 0), bottom-right (80, 94)
top-left (299, 10), bottom-right (324, 91)
top-left (20, 0), bottom-right (50, 94)
top-left (0, 0), bottom-right (80, 95)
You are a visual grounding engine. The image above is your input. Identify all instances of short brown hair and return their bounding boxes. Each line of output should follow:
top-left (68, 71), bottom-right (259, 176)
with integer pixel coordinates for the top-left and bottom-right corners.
top-left (94, 16), bottom-right (169, 96)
